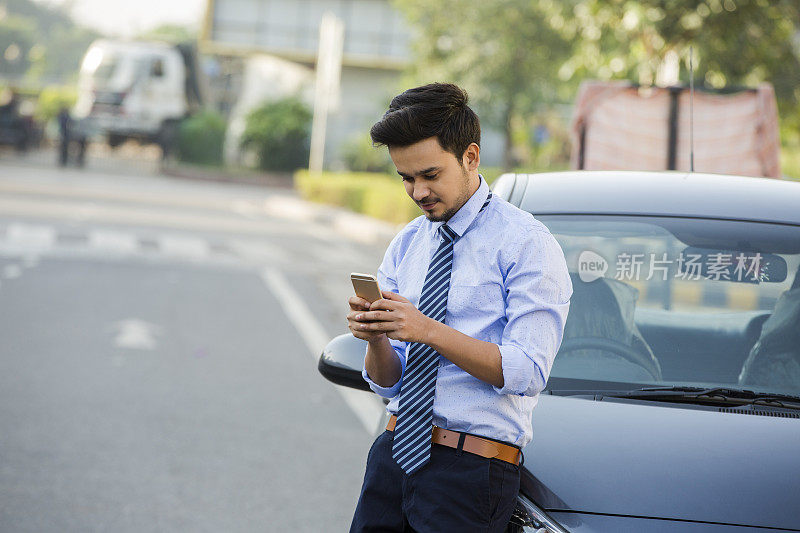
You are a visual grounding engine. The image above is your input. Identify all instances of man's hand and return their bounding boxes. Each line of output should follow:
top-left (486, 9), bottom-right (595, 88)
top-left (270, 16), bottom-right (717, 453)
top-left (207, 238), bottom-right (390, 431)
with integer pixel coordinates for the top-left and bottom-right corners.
top-left (353, 290), bottom-right (505, 390)
top-left (347, 296), bottom-right (388, 342)
top-left (353, 290), bottom-right (436, 344)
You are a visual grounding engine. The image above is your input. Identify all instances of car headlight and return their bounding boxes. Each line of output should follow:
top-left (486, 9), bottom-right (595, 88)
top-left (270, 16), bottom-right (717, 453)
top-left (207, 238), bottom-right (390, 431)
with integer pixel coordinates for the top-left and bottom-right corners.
top-left (507, 494), bottom-right (570, 533)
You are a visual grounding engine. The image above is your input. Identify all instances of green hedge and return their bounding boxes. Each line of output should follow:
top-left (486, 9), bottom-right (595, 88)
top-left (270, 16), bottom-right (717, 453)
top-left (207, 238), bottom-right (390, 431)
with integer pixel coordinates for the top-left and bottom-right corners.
top-left (293, 170), bottom-right (518, 225)
top-left (176, 110), bottom-right (226, 166)
top-left (294, 170), bottom-right (420, 225)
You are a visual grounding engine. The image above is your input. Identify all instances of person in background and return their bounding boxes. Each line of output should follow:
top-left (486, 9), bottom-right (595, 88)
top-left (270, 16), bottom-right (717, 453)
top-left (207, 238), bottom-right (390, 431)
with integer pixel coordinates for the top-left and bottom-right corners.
top-left (57, 105), bottom-right (71, 167)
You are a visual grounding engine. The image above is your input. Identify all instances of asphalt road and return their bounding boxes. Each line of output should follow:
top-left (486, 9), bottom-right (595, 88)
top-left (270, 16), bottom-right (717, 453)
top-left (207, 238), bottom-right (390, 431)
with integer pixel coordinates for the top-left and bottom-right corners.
top-left (0, 158), bottom-right (394, 532)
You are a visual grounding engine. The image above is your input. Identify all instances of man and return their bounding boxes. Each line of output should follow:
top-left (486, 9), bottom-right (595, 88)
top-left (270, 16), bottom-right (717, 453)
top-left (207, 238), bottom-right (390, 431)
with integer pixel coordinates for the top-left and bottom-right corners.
top-left (347, 83), bottom-right (572, 532)
top-left (57, 106), bottom-right (71, 167)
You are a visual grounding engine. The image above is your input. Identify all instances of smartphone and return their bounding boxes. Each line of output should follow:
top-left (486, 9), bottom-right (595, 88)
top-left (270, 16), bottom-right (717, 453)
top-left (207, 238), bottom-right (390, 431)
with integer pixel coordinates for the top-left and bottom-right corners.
top-left (351, 272), bottom-right (382, 304)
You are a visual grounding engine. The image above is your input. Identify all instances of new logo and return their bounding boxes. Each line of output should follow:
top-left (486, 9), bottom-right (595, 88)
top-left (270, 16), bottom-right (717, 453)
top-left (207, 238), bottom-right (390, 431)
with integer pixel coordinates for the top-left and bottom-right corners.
top-left (578, 250), bottom-right (608, 282)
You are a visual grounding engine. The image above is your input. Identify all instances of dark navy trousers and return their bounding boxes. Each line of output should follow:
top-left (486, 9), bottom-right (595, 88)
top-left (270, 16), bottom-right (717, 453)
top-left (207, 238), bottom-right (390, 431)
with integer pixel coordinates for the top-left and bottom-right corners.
top-left (350, 429), bottom-right (521, 532)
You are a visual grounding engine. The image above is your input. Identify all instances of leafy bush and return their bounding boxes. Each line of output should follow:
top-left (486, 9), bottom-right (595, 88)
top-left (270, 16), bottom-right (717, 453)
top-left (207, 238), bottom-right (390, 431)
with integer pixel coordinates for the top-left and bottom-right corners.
top-left (294, 170), bottom-right (419, 225)
top-left (240, 96), bottom-right (312, 172)
top-left (176, 109), bottom-right (226, 166)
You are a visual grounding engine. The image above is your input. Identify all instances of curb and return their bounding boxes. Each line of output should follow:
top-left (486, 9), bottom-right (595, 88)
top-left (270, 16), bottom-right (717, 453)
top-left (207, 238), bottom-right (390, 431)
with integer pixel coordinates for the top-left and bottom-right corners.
top-left (160, 162), bottom-right (295, 189)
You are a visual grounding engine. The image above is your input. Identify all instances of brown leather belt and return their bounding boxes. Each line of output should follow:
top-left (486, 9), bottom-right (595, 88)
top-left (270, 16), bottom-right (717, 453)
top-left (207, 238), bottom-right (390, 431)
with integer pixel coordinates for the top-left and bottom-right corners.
top-left (386, 414), bottom-right (521, 466)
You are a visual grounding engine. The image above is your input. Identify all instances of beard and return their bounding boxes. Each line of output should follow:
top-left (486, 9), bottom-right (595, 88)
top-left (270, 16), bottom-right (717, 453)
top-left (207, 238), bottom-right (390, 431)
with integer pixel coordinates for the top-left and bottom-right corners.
top-left (424, 166), bottom-right (471, 222)
top-left (428, 204), bottom-right (459, 222)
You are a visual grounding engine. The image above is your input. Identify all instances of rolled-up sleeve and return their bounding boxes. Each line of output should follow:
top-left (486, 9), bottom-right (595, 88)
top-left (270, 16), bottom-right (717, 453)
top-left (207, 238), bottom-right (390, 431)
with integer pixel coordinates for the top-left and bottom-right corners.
top-left (362, 348), bottom-right (405, 398)
top-left (361, 231), bottom-right (410, 399)
top-left (493, 228), bottom-right (572, 397)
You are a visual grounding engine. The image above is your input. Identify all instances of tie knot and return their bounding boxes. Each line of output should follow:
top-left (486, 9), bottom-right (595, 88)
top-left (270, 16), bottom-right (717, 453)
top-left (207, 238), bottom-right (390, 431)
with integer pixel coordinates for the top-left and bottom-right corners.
top-left (439, 224), bottom-right (457, 243)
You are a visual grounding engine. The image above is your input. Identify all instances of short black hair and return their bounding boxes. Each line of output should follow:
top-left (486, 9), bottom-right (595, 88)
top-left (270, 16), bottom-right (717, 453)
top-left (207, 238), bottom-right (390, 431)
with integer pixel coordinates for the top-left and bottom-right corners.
top-left (370, 82), bottom-right (480, 164)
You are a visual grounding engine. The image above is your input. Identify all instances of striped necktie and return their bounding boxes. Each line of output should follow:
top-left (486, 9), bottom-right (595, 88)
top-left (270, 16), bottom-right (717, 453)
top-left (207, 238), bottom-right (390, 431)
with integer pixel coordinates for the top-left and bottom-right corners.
top-left (392, 192), bottom-right (492, 475)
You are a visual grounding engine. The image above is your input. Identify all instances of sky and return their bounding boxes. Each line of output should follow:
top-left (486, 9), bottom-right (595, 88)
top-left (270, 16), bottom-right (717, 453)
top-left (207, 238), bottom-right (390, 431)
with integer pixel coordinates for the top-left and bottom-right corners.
top-left (35, 0), bottom-right (207, 37)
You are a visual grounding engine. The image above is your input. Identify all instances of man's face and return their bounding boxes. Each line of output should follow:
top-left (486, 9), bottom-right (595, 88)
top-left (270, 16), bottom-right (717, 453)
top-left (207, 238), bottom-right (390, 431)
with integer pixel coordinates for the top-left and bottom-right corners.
top-left (389, 137), bottom-right (479, 222)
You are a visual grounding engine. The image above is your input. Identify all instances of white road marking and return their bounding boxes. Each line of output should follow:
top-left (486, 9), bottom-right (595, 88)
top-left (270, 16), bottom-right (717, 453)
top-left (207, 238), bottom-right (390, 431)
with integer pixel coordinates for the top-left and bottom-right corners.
top-left (0, 225), bottom-right (260, 268)
top-left (113, 319), bottom-right (161, 350)
top-left (6, 223), bottom-right (56, 251)
top-left (158, 235), bottom-right (210, 259)
top-left (260, 267), bottom-right (383, 434)
top-left (89, 229), bottom-right (139, 254)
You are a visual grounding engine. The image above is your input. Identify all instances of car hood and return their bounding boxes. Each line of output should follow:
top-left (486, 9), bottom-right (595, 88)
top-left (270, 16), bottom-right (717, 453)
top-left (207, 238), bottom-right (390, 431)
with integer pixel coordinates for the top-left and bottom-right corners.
top-left (522, 394), bottom-right (800, 530)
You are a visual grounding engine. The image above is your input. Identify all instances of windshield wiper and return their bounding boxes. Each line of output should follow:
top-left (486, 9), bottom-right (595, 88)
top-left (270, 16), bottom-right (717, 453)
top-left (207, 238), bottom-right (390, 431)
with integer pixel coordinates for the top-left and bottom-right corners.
top-left (600, 386), bottom-right (800, 409)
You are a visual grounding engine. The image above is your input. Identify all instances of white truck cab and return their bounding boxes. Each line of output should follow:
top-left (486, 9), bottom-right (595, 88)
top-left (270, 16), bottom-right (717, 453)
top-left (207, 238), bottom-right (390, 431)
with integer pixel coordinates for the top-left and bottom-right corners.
top-left (73, 39), bottom-right (200, 151)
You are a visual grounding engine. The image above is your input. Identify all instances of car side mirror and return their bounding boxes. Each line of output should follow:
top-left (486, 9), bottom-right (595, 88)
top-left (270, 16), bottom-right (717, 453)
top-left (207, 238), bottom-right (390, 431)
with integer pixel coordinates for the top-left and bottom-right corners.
top-left (317, 333), bottom-right (372, 392)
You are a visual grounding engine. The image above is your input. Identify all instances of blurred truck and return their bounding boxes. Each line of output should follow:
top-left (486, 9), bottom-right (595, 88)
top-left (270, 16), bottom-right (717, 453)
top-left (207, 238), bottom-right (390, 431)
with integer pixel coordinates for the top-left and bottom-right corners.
top-left (73, 39), bottom-right (203, 155)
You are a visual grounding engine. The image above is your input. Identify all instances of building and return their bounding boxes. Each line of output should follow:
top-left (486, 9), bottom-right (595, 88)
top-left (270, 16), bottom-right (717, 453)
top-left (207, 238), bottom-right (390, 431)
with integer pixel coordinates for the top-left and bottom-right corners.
top-left (199, 0), bottom-right (503, 169)
top-left (200, 0), bottom-right (410, 169)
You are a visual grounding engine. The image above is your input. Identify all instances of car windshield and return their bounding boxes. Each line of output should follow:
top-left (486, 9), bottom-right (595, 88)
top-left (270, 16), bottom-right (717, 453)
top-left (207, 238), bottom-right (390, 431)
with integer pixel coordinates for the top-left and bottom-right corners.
top-left (91, 54), bottom-right (120, 81)
top-left (88, 52), bottom-right (145, 88)
top-left (540, 214), bottom-right (800, 397)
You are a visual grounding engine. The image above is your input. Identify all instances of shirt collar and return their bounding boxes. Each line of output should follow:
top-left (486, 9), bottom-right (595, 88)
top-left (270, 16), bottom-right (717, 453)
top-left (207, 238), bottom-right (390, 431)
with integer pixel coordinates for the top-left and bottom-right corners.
top-left (433, 173), bottom-right (490, 239)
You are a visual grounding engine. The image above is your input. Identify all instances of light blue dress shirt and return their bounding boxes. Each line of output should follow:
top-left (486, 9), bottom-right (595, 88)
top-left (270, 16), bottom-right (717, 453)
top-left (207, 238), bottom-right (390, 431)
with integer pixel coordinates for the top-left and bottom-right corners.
top-left (362, 174), bottom-right (572, 447)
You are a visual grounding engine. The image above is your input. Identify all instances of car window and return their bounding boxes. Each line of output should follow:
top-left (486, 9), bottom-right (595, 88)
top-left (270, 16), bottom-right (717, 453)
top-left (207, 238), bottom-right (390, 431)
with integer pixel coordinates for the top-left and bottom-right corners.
top-left (539, 215), bottom-right (800, 397)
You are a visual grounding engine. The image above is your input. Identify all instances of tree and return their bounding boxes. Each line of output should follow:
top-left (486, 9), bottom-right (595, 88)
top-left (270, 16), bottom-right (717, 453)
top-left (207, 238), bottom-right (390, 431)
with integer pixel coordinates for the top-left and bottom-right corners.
top-left (395, 0), bottom-right (575, 170)
top-left (29, 23), bottom-right (99, 84)
top-left (396, 0), bottom-right (800, 168)
top-left (0, 15), bottom-right (36, 79)
top-left (1, 0), bottom-right (101, 85)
